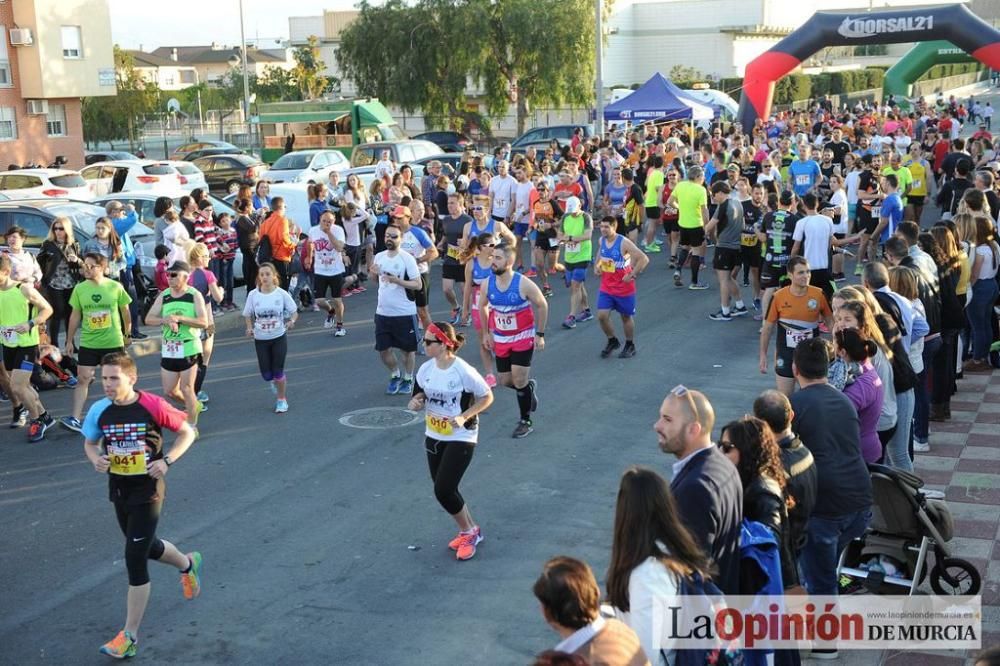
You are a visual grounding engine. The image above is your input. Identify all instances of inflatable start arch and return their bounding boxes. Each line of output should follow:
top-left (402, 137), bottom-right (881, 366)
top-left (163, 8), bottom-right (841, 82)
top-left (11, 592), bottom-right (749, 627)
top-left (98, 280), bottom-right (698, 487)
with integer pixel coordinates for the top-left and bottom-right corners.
top-left (883, 40), bottom-right (975, 110)
top-left (737, 4), bottom-right (1000, 128)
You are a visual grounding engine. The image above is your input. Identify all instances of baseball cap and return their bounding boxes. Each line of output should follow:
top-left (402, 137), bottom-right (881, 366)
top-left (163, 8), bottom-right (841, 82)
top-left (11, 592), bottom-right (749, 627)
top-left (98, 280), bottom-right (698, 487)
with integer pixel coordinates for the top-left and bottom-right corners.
top-left (167, 260), bottom-right (191, 273)
top-left (564, 196), bottom-right (581, 214)
top-left (390, 205), bottom-right (412, 219)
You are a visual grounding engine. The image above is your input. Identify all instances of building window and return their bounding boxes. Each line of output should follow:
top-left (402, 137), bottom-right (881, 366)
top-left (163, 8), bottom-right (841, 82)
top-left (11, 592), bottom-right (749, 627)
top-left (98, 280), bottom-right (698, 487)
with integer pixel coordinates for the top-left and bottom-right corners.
top-left (180, 70), bottom-right (196, 85)
top-left (61, 26), bottom-right (82, 59)
top-left (0, 107), bottom-right (17, 140)
top-left (46, 104), bottom-right (66, 137)
top-left (0, 28), bottom-right (11, 87)
top-left (163, 74), bottom-right (175, 86)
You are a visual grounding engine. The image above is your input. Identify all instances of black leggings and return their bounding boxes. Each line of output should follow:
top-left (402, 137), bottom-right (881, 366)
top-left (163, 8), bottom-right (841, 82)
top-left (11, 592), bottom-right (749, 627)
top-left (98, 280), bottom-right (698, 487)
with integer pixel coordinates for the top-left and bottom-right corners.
top-left (45, 287), bottom-right (73, 347)
top-left (243, 255), bottom-right (259, 297)
top-left (254, 334), bottom-right (288, 382)
top-left (425, 438), bottom-right (475, 515)
top-left (114, 500), bottom-right (166, 586)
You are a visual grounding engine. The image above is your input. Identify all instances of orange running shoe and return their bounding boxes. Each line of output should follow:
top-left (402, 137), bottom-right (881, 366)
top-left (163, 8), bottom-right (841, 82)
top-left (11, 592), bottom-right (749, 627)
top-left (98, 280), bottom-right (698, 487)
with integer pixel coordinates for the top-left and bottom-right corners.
top-left (99, 630), bottom-right (137, 659)
top-left (454, 528), bottom-right (484, 561)
top-left (180, 551), bottom-right (202, 600)
top-left (448, 526), bottom-right (481, 551)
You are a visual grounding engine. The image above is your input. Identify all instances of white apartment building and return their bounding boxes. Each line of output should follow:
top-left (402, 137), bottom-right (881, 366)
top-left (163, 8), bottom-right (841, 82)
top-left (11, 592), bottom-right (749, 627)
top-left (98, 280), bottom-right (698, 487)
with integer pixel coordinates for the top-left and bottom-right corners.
top-left (288, 11), bottom-right (358, 96)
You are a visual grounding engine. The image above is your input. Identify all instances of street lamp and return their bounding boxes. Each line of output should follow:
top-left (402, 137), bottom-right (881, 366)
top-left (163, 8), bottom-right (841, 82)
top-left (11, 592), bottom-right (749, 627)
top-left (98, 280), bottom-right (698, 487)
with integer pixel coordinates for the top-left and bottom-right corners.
top-left (595, 0), bottom-right (604, 138)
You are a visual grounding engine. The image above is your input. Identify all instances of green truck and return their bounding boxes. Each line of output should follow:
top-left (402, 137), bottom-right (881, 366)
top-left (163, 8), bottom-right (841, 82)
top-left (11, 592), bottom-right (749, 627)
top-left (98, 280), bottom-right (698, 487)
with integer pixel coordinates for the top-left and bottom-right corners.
top-left (256, 98), bottom-right (406, 164)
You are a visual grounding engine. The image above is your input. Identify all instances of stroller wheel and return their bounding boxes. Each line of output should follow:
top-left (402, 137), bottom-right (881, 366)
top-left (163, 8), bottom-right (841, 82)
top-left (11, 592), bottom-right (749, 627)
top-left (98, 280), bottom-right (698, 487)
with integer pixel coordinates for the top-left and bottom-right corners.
top-left (929, 558), bottom-right (981, 595)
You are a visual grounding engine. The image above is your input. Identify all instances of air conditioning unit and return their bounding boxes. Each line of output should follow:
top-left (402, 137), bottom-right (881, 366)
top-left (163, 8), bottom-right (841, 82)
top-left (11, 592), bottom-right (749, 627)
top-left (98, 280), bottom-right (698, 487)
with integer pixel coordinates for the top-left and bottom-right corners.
top-left (26, 99), bottom-right (48, 115)
top-left (9, 28), bottom-right (33, 46)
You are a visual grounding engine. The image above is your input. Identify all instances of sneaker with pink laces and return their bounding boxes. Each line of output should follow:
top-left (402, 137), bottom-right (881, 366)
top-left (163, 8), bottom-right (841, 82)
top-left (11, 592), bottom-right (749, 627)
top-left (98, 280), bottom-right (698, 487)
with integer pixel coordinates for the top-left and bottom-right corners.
top-left (485, 373), bottom-right (497, 388)
top-left (452, 527), bottom-right (483, 560)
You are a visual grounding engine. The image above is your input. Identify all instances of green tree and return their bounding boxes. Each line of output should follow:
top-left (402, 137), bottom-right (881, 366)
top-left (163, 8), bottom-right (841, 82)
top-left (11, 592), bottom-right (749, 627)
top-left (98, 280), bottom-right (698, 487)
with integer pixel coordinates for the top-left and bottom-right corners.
top-left (83, 46), bottom-right (160, 150)
top-left (257, 65), bottom-right (299, 102)
top-left (293, 35), bottom-right (331, 100)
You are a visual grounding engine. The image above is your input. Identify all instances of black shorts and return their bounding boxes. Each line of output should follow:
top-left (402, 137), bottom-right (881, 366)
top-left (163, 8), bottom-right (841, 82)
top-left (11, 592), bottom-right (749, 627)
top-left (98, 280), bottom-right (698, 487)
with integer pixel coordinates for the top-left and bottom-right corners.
top-left (857, 210), bottom-right (878, 235)
top-left (413, 273), bottom-right (431, 308)
top-left (495, 347), bottom-right (533, 373)
top-left (622, 220), bottom-right (642, 236)
top-left (713, 247), bottom-right (741, 271)
top-left (761, 265), bottom-right (787, 290)
top-left (645, 206), bottom-right (661, 219)
top-left (663, 217), bottom-right (680, 233)
top-left (78, 346), bottom-right (126, 367)
top-left (535, 231), bottom-right (559, 251)
top-left (741, 245), bottom-right (762, 268)
top-left (908, 195), bottom-right (925, 206)
top-left (314, 273), bottom-right (345, 299)
top-left (441, 263), bottom-right (465, 282)
top-left (2, 344), bottom-right (38, 372)
top-left (679, 226), bottom-right (706, 247)
top-left (775, 346), bottom-right (795, 378)
top-left (374, 314), bottom-right (418, 353)
top-left (810, 268), bottom-right (834, 304)
top-left (160, 354), bottom-right (201, 373)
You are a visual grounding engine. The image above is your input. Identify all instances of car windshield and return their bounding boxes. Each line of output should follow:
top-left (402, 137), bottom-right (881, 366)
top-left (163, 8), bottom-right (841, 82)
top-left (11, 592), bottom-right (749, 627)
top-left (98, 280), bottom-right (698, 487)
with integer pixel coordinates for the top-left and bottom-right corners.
top-left (50, 174), bottom-right (87, 188)
top-left (143, 165), bottom-right (175, 175)
top-left (271, 154), bottom-right (313, 170)
top-left (47, 203), bottom-right (106, 237)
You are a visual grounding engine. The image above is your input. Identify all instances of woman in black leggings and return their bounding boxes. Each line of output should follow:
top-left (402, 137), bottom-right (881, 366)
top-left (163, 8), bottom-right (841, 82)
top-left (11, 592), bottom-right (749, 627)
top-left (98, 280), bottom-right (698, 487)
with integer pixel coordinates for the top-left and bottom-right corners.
top-left (243, 263), bottom-right (298, 414)
top-left (407, 321), bottom-right (493, 561)
top-left (37, 216), bottom-right (81, 346)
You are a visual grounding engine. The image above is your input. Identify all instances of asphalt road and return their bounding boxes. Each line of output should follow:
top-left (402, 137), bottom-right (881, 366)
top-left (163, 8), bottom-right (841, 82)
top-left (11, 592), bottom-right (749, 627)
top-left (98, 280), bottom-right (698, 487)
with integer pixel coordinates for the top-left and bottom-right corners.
top-left (0, 249), bottom-right (773, 664)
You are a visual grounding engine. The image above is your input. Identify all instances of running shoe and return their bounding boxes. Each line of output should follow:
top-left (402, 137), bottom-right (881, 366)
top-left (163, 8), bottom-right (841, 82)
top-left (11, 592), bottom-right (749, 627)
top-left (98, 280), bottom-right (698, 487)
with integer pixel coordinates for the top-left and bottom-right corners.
top-left (668, 259), bottom-right (677, 270)
top-left (197, 390), bottom-right (210, 403)
top-left (753, 298), bottom-right (762, 312)
top-left (641, 242), bottom-right (661, 253)
top-left (198, 401), bottom-right (208, 414)
top-left (524, 268), bottom-right (538, 277)
top-left (342, 289), bottom-right (353, 298)
top-left (60, 415), bottom-right (82, 432)
top-left (913, 439), bottom-right (931, 453)
top-left (485, 373), bottom-right (497, 388)
top-left (181, 552), bottom-right (203, 599)
top-left (742, 279), bottom-right (750, 288)
top-left (131, 331), bottom-right (149, 340)
top-left (561, 315), bottom-right (577, 329)
top-left (386, 375), bottom-right (402, 394)
top-left (461, 316), bottom-right (473, 327)
top-left (449, 309), bottom-right (461, 325)
top-left (455, 529), bottom-right (485, 561)
top-left (275, 399), bottom-right (289, 414)
top-left (64, 375), bottom-right (79, 387)
top-left (619, 343), bottom-right (636, 359)
top-left (398, 378), bottom-right (414, 395)
top-left (27, 414), bottom-right (54, 443)
top-left (673, 272), bottom-right (683, 288)
top-left (0, 389), bottom-right (8, 403)
top-left (99, 630), bottom-right (137, 659)
top-left (833, 273), bottom-right (846, 282)
top-left (351, 286), bottom-right (364, 295)
top-left (601, 338), bottom-right (621, 358)
top-left (547, 267), bottom-right (559, 275)
top-left (688, 282), bottom-right (709, 290)
top-left (449, 526), bottom-right (481, 551)
top-left (10, 406), bottom-right (28, 428)
top-left (708, 310), bottom-right (732, 321)
top-left (854, 263), bottom-right (864, 276)
top-left (576, 309), bottom-right (594, 323)
top-left (512, 419), bottom-right (534, 439)
top-left (542, 285), bottom-right (554, 297)
top-left (528, 378), bottom-right (538, 412)
top-left (334, 326), bottom-right (346, 337)
top-left (731, 305), bottom-right (750, 317)
top-left (323, 316), bottom-right (335, 329)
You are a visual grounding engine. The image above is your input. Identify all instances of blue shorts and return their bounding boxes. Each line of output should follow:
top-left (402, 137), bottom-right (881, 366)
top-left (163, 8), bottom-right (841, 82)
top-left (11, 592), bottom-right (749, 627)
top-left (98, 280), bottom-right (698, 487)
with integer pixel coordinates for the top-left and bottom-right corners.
top-left (597, 291), bottom-right (636, 316)
top-left (514, 222), bottom-right (531, 238)
top-left (564, 261), bottom-right (589, 285)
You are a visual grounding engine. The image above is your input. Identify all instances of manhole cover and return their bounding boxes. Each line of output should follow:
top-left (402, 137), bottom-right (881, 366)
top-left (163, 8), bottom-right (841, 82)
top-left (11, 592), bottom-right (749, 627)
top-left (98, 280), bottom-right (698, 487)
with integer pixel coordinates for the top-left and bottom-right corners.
top-left (339, 407), bottom-right (423, 430)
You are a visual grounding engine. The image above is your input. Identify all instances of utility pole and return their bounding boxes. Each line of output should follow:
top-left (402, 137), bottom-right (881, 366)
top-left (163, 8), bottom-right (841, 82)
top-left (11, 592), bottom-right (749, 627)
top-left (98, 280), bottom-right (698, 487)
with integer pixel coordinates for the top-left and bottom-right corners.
top-left (239, 0), bottom-right (252, 149)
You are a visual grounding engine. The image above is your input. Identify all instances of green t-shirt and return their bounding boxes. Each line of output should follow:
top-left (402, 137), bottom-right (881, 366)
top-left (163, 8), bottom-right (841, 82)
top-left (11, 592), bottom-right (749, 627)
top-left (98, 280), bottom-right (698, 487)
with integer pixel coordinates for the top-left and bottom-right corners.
top-left (562, 213), bottom-right (593, 264)
top-left (881, 165), bottom-right (913, 203)
top-left (161, 287), bottom-right (203, 359)
top-left (644, 169), bottom-right (665, 207)
top-left (69, 279), bottom-right (131, 349)
top-left (674, 180), bottom-right (708, 229)
top-left (0, 284), bottom-right (38, 348)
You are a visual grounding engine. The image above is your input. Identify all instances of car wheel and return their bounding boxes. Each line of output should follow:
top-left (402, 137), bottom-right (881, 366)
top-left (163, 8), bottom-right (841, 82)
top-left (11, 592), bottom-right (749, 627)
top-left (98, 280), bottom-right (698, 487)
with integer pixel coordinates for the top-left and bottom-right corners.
top-left (226, 180), bottom-right (240, 194)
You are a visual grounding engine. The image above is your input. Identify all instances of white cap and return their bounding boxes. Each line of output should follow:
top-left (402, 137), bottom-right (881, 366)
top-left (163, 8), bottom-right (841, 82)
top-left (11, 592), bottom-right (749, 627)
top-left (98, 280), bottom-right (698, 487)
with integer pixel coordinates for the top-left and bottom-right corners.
top-left (564, 196), bottom-right (581, 214)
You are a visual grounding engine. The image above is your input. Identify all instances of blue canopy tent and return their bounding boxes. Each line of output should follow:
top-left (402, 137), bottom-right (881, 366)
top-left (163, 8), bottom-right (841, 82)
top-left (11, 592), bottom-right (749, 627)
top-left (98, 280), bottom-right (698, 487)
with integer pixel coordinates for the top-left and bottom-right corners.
top-left (604, 73), bottom-right (714, 123)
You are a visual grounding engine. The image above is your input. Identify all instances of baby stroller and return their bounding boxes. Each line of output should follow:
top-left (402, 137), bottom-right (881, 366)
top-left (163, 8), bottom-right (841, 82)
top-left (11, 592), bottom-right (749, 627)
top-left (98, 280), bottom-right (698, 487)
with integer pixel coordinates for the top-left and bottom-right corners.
top-left (135, 270), bottom-right (159, 325)
top-left (837, 463), bottom-right (981, 595)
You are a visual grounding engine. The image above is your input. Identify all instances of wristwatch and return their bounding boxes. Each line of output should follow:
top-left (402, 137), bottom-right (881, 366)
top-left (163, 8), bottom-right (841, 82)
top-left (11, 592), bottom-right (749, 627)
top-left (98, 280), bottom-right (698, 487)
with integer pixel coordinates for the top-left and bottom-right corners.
top-left (164, 455), bottom-right (173, 467)
top-left (536, 331), bottom-right (545, 337)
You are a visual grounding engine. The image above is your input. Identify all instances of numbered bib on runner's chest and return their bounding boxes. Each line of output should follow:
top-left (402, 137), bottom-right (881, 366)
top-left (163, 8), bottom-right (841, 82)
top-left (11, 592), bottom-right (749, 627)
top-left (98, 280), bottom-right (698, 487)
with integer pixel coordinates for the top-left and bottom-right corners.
top-left (426, 413), bottom-right (453, 436)
top-left (785, 327), bottom-right (812, 349)
top-left (494, 312), bottom-right (518, 332)
top-left (88, 309), bottom-right (112, 330)
top-left (162, 338), bottom-right (185, 359)
top-left (0, 327), bottom-right (17, 344)
top-left (108, 441), bottom-right (148, 476)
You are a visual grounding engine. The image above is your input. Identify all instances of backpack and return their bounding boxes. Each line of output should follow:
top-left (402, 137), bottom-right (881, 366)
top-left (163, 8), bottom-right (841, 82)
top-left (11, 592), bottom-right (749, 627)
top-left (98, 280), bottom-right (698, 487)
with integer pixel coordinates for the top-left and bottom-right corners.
top-left (255, 233), bottom-right (273, 265)
top-left (673, 572), bottom-right (745, 666)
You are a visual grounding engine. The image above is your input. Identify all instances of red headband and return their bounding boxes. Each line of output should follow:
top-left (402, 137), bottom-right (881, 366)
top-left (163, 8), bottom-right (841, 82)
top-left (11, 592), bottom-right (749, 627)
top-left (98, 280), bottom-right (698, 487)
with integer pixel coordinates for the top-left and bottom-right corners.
top-left (426, 323), bottom-right (455, 349)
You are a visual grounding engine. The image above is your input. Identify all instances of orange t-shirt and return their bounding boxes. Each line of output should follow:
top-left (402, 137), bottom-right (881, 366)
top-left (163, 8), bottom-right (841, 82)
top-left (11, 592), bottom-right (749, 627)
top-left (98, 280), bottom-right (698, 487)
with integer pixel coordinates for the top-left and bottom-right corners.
top-left (259, 213), bottom-right (296, 262)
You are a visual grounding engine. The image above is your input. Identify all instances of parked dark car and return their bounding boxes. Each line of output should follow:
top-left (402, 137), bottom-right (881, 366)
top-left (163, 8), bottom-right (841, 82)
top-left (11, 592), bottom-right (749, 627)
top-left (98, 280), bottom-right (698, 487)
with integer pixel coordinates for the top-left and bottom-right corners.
top-left (84, 151), bottom-right (139, 165)
top-left (170, 140), bottom-right (241, 161)
top-left (411, 131), bottom-right (472, 153)
top-left (182, 147), bottom-right (245, 161)
top-left (192, 154), bottom-right (268, 194)
top-left (0, 198), bottom-right (108, 252)
top-left (510, 124), bottom-right (595, 153)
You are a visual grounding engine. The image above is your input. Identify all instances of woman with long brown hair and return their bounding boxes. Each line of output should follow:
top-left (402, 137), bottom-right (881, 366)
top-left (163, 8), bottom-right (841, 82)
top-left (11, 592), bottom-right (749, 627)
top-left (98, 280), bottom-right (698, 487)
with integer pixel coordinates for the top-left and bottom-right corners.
top-left (966, 216), bottom-right (1000, 371)
top-left (607, 466), bottom-right (712, 666)
top-left (82, 217), bottom-right (125, 278)
top-left (929, 226), bottom-right (967, 420)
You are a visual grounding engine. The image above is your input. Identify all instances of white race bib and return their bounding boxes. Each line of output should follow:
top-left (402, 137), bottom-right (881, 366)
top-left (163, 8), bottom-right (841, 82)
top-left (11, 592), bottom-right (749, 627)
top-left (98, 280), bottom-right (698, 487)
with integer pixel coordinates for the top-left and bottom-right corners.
top-left (0, 327), bottom-right (17, 344)
top-left (162, 338), bottom-right (185, 359)
top-left (495, 312), bottom-right (517, 332)
top-left (795, 174), bottom-right (810, 186)
top-left (784, 328), bottom-right (812, 349)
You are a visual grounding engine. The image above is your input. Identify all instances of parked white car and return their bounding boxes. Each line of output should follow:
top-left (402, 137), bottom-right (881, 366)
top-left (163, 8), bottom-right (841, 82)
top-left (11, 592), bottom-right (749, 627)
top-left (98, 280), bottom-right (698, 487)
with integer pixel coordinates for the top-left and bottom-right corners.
top-left (263, 149), bottom-right (351, 184)
top-left (80, 160), bottom-right (184, 196)
top-left (0, 169), bottom-right (92, 200)
top-left (166, 160), bottom-right (208, 190)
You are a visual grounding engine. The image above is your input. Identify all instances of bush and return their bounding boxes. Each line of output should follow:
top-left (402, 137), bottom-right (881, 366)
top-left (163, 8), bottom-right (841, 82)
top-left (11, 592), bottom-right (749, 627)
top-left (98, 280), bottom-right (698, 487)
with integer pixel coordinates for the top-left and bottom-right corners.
top-left (812, 73), bottom-right (832, 96)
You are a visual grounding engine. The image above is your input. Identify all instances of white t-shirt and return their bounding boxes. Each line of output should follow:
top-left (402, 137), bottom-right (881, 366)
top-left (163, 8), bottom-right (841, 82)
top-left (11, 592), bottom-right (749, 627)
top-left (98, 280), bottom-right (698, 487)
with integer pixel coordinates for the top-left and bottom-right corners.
top-left (489, 174), bottom-right (516, 219)
top-left (792, 213), bottom-right (834, 270)
top-left (243, 287), bottom-right (297, 340)
top-left (894, 135), bottom-right (912, 156)
top-left (374, 159), bottom-right (395, 181)
top-left (373, 249), bottom-right (419, 317)
top-left (513, 180), bottom-right (535, 224)
top-left (415, 357), bottom-right (491, 443)
top-left (975, 242), bottom-right (1000, 280)
top-left (829, 189), bottom-right (848, 234)
top-left (398, 225), bottom-right (434, 275)
top-left (342, 209), bottom-right (366, 247)
top-left (844, 169), bottom-right (861, 204)
top-left (308, 224), bottom-right (346, 277)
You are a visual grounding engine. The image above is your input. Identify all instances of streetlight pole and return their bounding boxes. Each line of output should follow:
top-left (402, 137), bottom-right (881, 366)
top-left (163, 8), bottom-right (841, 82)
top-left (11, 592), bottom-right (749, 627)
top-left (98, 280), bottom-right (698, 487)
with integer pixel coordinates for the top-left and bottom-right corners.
top-left (238, 0), bottom-right (252, 149)
top-left (595, 0), bottom-right (604, 138)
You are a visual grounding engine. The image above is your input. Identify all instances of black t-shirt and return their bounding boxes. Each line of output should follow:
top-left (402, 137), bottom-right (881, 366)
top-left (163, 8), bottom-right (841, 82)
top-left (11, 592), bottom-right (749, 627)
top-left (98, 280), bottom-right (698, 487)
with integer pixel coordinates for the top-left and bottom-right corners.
top-left (236, 215), bottom-right (259, 254)
top-left (857, 170), bottom-right (881, 216)
top-left (741, 200), bottom-right (763, 246)
top-left (761, 209), bottom-right (800, 266)
top-left (826, 140), bottom-right (851, 168)
top-left (742, 161), bottom-right (761, 186)
top-left (440, 214), bottom-right (472, 266)
top-left (790, 384), bottom-right (872, 518)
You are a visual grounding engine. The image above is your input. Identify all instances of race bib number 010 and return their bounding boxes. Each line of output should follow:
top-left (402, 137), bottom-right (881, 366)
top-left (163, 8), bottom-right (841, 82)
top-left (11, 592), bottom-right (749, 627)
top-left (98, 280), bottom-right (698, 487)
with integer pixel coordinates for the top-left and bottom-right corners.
top-left (426, 413), bottom-right (453, 436)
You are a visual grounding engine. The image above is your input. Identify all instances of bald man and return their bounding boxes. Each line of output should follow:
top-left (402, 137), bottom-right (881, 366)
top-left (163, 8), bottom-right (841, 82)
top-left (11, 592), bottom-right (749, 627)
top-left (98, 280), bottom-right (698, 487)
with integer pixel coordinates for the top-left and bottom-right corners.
top-left (654, 385), bottom-right (742, 595)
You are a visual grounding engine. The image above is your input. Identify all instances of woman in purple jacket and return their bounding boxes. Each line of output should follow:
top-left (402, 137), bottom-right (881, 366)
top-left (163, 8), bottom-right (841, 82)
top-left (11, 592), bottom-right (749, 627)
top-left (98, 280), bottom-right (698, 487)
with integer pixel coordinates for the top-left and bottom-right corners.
top-left (833, 327), bottom-right (884, 464)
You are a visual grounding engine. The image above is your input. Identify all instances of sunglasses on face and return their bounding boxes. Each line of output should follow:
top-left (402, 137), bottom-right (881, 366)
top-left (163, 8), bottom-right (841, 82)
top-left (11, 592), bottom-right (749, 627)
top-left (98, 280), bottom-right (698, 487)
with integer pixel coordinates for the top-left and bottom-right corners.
top-left (422, 338), bottom-right (441, 345)
top-left (481, 243), bottom-right (496, 248)
top-left (471, 206), bottom-right (484, 211)
top-left (168, 272), bottom-right (183, 278)
top-left (53, 226), bottom-right (65, 231)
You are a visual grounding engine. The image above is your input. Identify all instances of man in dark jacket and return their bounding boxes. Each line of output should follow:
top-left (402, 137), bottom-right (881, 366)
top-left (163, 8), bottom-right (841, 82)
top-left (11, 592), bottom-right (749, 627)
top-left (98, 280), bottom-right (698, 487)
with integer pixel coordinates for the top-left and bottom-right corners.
top-left (656, 386), bottom-right (743, 595)
top-left (936, 157), bottom-right (974, 216)
top-left (753, 388), bottom-right (817, 588)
